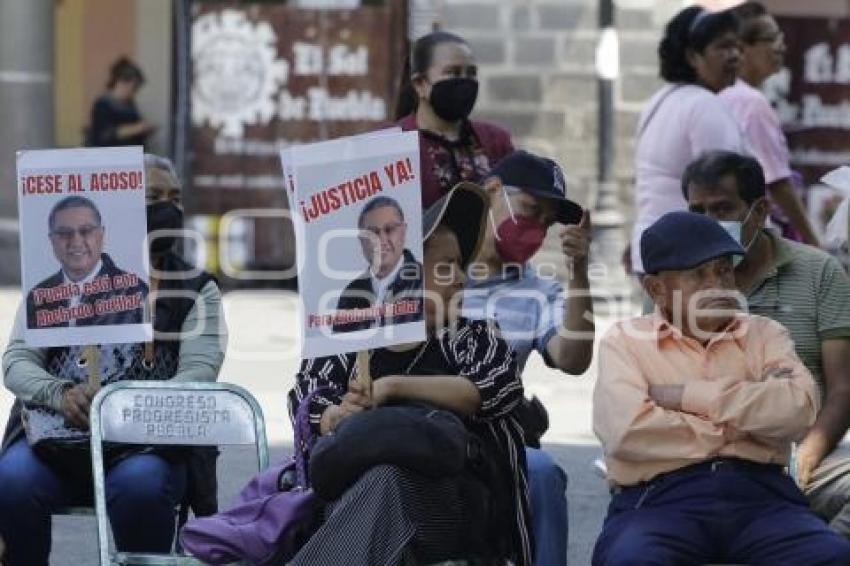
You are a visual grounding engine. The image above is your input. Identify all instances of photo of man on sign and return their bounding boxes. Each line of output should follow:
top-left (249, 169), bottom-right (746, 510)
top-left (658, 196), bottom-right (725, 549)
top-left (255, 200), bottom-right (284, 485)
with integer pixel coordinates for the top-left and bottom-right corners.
top-left (25, 196), bottom-right (148, 330)
top-left (17, 146), bottom-right (151, 347)
top-left (333, 195), bottom-right (423, 333)
top-left (285, 129), bottom-right (426, 357)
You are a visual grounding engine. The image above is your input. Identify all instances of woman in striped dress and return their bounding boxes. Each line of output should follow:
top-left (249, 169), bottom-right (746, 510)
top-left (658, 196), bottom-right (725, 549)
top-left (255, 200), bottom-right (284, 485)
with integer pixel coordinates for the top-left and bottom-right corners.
top-left (287, 183), bottom-right (532, 565)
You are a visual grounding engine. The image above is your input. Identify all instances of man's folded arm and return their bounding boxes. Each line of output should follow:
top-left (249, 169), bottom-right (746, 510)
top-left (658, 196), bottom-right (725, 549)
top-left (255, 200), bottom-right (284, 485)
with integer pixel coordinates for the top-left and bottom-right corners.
top-left (593, 332), bottom-right (725, 463)
top-left (681, 322), bottom-right (818, 440)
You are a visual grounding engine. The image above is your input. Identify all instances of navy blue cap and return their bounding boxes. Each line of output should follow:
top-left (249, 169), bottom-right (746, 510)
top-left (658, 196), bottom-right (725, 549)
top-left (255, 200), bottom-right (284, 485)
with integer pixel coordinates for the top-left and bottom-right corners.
top-left (487, 150), bottom-right (583, 225)
top-left (641, 211), bottom-right (744, 274)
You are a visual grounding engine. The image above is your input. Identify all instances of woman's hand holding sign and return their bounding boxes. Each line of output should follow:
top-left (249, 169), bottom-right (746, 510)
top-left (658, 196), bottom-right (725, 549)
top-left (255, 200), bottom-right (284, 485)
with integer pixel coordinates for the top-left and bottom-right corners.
top-left (320, 378), bottom-right (375, 435)
top-left (60, 383), bottom-right (97, 430)
top-left (344, 379), bottom-right (374, 412)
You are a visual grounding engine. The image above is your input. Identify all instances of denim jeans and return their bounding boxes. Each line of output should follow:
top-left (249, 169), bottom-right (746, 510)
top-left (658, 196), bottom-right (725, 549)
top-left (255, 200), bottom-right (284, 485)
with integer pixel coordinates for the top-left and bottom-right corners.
top-left (526, 447), bottom-right (568, 565)
top-left (0, 439), bottom-right (187, 566)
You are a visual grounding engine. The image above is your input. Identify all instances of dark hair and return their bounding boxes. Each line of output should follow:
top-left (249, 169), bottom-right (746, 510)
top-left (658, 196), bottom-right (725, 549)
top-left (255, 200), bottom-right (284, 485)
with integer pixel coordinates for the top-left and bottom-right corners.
top-left (659, 7), bottom-right (739, 83)
top-left (731, 2), bottom-right (770, 44)
top-left (107, 57), bottom-right (145, 89)
top-left (681, 150), bottom-right (766, 205)
top-left (358, 196), bottom-right (405, 228)
top-left (48, 196), bottom-right (102, 231)
top-left (393, 31), bottom-right (469, 120)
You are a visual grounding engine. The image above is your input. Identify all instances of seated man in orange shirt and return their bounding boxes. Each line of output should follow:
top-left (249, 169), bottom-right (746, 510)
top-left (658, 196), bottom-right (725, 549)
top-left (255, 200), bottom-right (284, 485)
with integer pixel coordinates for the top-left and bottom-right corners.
top-left (592, 211), bottom-right (850, 565)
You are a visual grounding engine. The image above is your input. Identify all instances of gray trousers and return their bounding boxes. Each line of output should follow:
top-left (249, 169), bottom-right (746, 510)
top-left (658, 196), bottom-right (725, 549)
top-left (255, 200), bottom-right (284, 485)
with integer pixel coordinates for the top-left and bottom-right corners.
top-left (805, 443), bottom-right (850, 538)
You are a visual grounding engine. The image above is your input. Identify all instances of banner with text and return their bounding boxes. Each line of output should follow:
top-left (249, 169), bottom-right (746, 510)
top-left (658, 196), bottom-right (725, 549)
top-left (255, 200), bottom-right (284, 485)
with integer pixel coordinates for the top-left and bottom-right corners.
top-left (284, 130), bottom-right (425, 357)
top-left (771, 17), bottom-right (850, 184)
top-left (189, 2), bottom-right (406, 273)
top-left (17, 147), bottom-right (152, 347)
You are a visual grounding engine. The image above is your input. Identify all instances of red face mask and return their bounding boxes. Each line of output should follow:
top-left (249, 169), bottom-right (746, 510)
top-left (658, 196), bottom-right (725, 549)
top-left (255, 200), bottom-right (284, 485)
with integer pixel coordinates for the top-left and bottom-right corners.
top-left (495, 215), bottom-right (547, 264)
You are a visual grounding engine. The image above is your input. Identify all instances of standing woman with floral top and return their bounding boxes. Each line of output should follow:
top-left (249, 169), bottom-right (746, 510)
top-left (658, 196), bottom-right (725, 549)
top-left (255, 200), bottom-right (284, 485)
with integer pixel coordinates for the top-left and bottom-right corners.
top-left (394, 31), bottom-right (515, 207)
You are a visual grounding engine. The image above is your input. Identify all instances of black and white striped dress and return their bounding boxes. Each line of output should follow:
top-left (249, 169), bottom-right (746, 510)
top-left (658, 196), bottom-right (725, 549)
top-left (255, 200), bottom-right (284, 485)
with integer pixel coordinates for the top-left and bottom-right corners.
top-left (287, 318), bottom-right (532, 565)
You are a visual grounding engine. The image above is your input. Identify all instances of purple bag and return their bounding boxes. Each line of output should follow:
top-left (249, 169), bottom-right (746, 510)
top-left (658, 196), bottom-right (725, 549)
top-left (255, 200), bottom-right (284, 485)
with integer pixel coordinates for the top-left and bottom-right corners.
top-left (179, 390), bottom-right (327, 565)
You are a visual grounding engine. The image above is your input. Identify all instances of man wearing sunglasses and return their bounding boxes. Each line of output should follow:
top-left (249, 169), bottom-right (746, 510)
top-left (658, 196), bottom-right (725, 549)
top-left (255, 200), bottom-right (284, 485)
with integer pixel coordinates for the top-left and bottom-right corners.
top-left (25, 195), bottom-right (148, 329)
top-left (332, 195), bottom-right (423, 333)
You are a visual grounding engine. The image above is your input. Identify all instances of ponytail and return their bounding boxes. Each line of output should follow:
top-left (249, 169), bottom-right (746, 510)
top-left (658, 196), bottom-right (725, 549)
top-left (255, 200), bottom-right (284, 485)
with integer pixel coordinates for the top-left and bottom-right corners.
top-left (394, 53), bottom-right (418, 120)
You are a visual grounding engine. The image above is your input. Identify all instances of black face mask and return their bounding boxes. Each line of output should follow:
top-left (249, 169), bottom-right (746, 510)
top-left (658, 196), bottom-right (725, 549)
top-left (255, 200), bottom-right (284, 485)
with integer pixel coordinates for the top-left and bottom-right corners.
top-left (146, 201), bottom-right (183, 254)
top-left (428, 77), bottom-right (478, 122)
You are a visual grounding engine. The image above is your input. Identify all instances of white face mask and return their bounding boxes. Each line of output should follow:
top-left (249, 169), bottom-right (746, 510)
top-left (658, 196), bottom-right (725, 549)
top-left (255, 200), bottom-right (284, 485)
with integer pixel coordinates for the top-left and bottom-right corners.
top-left (718, 206), bottom-right (756, 266)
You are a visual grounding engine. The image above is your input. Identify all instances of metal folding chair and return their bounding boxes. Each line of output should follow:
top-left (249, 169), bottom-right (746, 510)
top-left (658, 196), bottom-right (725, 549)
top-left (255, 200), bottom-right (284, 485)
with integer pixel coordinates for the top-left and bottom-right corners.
top-left (89, 381), bottom-right (269, 565)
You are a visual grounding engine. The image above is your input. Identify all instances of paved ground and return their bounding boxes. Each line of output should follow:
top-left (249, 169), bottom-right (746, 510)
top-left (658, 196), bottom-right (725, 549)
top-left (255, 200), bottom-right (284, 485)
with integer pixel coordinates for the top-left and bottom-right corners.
top-left (0, 288), bottom-right (628, 565)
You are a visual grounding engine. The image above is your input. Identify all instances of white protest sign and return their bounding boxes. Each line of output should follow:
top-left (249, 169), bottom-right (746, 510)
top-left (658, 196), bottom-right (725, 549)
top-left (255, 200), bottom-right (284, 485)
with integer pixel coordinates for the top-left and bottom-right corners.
top-left (280, 128), bottom-right (401, 198)
top-left (17, 146), bottom-right (152, 347)
top-left (284, 130), bottom-right (425, 357)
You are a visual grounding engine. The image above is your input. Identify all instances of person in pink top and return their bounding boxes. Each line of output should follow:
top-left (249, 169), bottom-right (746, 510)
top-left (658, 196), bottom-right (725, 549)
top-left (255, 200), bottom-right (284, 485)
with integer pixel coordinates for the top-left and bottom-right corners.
top-left (629, 6), bottom-right (745, 274)
top-left (721, 2), bottom-right (819, 246)
top-left (593, 211), bottom-right (850, 565)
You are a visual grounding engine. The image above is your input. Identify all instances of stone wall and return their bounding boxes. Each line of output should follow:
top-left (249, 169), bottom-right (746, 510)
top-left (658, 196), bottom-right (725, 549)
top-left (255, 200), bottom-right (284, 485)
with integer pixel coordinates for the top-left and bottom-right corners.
top-left (428, 0), bottom-right (681, 214)
top-left (411, 0), bottom-right (685, 304)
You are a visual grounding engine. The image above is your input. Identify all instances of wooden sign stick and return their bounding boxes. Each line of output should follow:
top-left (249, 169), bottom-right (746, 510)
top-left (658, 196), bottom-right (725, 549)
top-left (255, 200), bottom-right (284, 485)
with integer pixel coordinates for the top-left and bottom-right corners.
top-left (356, 349), bottom-right (372, 401)
top-left (84, 344), bottom-right (101, 392)
top-left (144, 276), bottom-right (160, 369)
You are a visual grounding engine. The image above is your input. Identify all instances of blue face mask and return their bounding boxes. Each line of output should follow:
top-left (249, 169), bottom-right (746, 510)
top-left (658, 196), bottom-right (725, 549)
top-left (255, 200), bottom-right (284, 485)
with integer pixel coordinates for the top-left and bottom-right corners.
top-left (717, 206), bottom-right (756, 266)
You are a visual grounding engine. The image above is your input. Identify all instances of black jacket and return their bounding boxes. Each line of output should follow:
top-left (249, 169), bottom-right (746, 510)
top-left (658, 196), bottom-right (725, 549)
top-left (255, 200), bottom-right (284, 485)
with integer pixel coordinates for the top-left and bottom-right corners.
top-left (332, 249), bottom-right (423, 333)
top-left (87, 95), bottom-right (148, 147)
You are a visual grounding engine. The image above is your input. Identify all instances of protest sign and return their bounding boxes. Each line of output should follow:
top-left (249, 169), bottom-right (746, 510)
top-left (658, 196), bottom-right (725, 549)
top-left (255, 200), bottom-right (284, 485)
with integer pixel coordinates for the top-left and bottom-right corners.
top-left (278, 129), bottom-right (401, 194)
top-left (17, 146), bottom-right (152, 347)
top-left (284, 130), bottom-right (425, 358)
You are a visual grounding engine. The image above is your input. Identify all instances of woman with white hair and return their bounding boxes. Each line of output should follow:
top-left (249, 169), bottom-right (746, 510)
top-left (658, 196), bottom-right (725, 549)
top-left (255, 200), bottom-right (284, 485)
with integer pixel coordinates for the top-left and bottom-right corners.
top-left (0, 154), bottom-right (226, 565)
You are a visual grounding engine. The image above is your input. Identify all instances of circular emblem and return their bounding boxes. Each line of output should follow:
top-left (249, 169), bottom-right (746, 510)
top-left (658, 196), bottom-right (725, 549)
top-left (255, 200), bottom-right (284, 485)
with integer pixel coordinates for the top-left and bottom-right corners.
top-left (192, 10), bottom-right (289, 138)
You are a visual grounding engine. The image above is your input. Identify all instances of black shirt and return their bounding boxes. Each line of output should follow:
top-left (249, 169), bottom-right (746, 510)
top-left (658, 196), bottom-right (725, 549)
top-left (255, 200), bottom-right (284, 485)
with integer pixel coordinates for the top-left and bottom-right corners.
top-left (87, 95), bottom-right (147, 147)
top-left (288, 318), bottom-right (533, 564)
